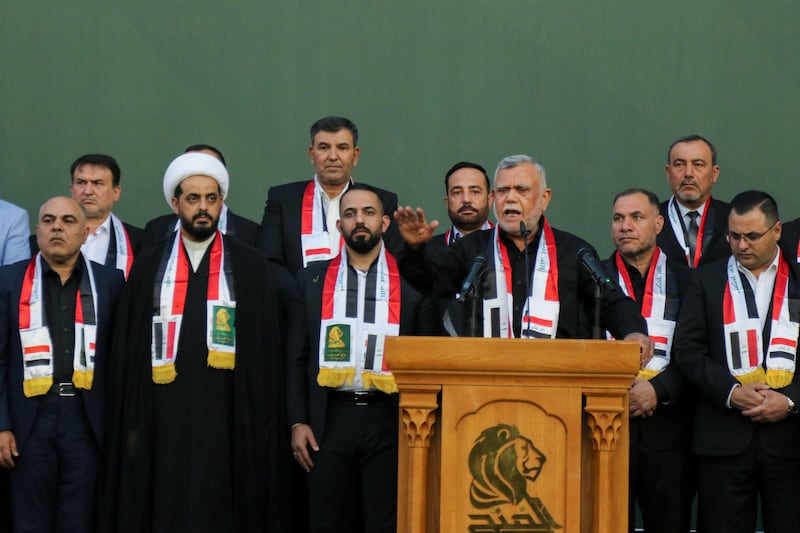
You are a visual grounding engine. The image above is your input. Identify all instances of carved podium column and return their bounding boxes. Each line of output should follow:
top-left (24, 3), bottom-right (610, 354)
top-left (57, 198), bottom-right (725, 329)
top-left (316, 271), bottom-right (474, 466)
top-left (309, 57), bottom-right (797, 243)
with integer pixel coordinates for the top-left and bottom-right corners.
top-left (387, 337), bottom-right (638, 533)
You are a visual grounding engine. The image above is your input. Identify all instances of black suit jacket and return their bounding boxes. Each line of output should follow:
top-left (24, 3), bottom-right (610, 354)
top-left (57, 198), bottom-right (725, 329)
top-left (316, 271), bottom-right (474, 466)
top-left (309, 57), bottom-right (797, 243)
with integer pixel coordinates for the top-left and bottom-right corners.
top-left (673, 257), bottom-right (800, 457)
top-left (657, 197), bottom-right (730, 273)
top-left (258, 180), bottom-right (402, 275)
top-left (30, 220), bottom-right (144, 271)
top-left (396, 222), bottom-right (646, 340)
top-left (143, 209), bottom-right (260, 249)
top-left (0, 258), bottom-right (124, 451)
top-left (602, 252), bottom-right (693, 451)
top-left (429, 232), bottom-right (448, 249)
top-left (286, 256), bottom-right (438, 444)
top-left (780, 218), bottom-right (800, 274)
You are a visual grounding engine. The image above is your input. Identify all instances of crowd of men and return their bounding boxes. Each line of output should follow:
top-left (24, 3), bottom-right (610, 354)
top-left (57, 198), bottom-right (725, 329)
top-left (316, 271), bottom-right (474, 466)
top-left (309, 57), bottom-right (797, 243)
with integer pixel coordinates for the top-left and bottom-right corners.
top-left (0, 120), bottom-right (798, 533)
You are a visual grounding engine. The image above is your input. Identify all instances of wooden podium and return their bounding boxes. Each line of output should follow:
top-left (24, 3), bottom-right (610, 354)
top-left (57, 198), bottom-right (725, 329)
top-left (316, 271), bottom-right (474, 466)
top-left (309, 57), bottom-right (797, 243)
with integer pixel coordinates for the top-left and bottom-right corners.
top-left (385, 337), bottom-right (639, 533)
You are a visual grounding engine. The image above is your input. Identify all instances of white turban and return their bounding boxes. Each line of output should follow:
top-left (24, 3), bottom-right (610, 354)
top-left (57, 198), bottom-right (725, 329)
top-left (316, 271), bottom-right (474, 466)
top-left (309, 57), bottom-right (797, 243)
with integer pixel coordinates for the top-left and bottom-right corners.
top-left (162, 152), bottom-right (229, 208)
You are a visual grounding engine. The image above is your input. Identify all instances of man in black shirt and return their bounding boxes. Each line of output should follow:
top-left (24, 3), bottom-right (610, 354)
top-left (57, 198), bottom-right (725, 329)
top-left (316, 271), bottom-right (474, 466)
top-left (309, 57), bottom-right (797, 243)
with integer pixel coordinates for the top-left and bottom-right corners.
top-left (393, 154), bottom-right (651, 360)
top-left (602, 189), bottom-right (694, 533)
top-left (0, 197), bottom-right (124, 532)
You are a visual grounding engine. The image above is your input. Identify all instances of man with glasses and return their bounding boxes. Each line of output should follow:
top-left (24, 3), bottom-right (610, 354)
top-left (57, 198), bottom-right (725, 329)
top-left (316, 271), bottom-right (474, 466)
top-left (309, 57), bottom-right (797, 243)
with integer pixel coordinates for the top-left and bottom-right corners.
top-left (659, 135), bottom-right (730, 274)
top-left (674, 190), bottom-right (800, 532)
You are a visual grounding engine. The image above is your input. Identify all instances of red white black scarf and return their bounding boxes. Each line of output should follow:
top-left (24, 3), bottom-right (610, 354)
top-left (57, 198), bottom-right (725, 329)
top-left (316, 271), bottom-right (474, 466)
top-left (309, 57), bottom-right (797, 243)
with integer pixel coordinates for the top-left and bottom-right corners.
top-left (151, 231), bottom-right (236, 384)
top-left (483, 220), bottom-right (559, 338)
top-left (300, 178), bottom-right (347, 267)
top-left (317, 243), bottom-right (400, 394)
top-left (109, 213), bottom-right (134, 278)
top-left (613, 248), bottom-right (677, 379)
top-left (723, 251), bottom-right (798, 388)
top-left (18, 253), bottom-right (98, 397)
top-left (667, 196), bottom-right (711, 268)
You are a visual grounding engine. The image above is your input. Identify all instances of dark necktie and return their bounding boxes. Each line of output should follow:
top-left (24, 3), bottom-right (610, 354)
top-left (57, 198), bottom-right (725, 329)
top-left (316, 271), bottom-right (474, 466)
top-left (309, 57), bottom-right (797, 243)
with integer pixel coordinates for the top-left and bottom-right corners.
top-left (687, 211), bottom-right (699, 262)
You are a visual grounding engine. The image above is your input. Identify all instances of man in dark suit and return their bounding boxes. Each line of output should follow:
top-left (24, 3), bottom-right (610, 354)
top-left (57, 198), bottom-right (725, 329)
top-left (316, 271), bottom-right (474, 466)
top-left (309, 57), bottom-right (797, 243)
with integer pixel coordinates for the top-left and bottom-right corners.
top-left (430, 161), bottom-right (493, 248)
top-left (658, 134), bottom-right (730, 272)
top-left (143, 144), bottom-right (260, 248)
top-left (288, 184), bottom-right (436, 533)
top-left (779, 217), bottom-right (800, 275)
top-left (602, 188), bottom-right (694, 533)
top-left (0, 197), bottom-right (124, 532)
top-left (68, 154), bottom-right (143, 278)
top-left (393, 154), bottom-right (652, 359)
top-left (258, 116), bottom-right (400, 275)
top-left (674, 190), bottom-right (800, 533)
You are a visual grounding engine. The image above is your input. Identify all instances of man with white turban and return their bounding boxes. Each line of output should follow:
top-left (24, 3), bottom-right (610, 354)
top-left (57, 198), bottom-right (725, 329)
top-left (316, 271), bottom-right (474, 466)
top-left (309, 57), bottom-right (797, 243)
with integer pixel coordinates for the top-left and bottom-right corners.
top-left (98, 152), bottom-right (294, 532)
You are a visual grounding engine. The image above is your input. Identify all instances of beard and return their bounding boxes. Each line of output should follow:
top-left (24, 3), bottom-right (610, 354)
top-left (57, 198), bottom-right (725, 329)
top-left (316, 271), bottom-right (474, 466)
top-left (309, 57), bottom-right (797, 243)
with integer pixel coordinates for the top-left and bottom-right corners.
top-left (343, 225), bottom-right (382, 254)
top-left (448, 205), bottom-right (490, 232)
top-left (180, 210), bottom-right (218, 241)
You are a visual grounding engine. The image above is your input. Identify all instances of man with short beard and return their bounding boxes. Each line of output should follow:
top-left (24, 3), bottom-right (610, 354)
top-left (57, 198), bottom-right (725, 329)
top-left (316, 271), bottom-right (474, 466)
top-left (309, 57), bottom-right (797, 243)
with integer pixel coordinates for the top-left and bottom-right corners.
top-left (143, 144), bottom-right (261, 247)
top-left (430, 161), bottom-right (494, 248)
top-left (99, 153), bottom-right (292, 532)
top-left (288, 184), bottom-right (436, 533)
top-left (658, 134), bottom-right (731, 272)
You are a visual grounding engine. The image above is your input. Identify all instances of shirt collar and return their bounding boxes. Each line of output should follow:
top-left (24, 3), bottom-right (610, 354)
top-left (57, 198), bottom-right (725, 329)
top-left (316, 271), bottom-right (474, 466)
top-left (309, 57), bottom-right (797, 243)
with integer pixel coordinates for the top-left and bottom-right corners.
top-left (674, 197), bottom-right (706, 219)
top-left (736, 245), bottom-right (781, 277)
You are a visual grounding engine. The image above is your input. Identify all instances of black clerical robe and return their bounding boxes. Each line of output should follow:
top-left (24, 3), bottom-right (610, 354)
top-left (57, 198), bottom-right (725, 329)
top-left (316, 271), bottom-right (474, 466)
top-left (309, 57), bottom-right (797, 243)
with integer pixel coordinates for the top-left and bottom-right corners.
top-left (98, 234), bottom-right (290, 532)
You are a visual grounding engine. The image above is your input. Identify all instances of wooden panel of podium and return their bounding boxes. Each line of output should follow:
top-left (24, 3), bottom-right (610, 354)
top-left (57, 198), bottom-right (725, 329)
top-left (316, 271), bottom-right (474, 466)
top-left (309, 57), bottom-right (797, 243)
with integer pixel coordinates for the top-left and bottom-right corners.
top-left (385, 337), bottom-right (639, 533)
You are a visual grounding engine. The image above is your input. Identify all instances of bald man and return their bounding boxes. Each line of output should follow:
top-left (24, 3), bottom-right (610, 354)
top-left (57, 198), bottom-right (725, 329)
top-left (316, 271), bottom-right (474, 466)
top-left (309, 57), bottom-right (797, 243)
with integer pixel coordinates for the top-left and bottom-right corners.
top-left (0, 197), bottom-right (124, 532)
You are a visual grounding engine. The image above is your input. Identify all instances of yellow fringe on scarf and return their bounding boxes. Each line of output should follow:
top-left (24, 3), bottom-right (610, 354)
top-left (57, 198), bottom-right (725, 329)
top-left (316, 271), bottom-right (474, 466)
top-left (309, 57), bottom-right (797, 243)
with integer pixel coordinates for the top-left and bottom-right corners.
top-left (735, 368), bottom-right (766, 385)
top-left (152, 364), bottom-right (177, 384)
top-left (72, 370), bottom-right (94, 390)
top-left (361, 372), bottom-right (398, 394)
top-left (22, 376), bottom-right (52, 398)
top-left (637, 369), bottom-right (659, 380)
top-left (766, 369), bottom-right (793, 389)
top-left (317, 367), bottom-right (356, 388)
top-left (208, 350), bottom-right (236, 370)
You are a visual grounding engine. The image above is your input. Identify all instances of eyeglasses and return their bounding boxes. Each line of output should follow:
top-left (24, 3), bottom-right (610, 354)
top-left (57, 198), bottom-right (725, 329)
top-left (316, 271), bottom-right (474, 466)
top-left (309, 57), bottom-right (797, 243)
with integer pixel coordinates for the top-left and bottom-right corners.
top-left (727, 221), bottom-right (778, 244)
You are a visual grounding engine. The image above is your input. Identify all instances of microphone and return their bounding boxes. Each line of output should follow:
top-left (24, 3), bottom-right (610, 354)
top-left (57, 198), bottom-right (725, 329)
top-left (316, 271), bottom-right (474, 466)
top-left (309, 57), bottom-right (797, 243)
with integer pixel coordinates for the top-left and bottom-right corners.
top-left (520, 221), bottom-right (532, 337)
top-left (456, 255), bottom-right (486, 301)
top-left (519, 221), bottom-right (531, 239)
top-left (577, 248), bottom-right (616, 290)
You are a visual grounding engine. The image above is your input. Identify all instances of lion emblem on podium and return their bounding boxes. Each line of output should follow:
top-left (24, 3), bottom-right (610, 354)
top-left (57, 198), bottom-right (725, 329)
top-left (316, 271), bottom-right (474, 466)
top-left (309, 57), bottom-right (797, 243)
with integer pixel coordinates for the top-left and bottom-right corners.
top-left (468, 424), bottom-right (561, 532)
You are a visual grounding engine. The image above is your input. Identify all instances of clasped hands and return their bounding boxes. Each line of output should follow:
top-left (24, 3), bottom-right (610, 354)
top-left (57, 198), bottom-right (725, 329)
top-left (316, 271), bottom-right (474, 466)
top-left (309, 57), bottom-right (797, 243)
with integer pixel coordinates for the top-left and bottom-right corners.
top-left (731, 382), bottom-right (790, 423)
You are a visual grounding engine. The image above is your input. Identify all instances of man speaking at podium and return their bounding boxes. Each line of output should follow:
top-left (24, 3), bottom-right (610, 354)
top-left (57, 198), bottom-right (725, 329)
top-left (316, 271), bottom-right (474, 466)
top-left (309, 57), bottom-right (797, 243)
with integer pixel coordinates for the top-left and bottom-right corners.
top-left (393, 154), bottom-right (652, 360)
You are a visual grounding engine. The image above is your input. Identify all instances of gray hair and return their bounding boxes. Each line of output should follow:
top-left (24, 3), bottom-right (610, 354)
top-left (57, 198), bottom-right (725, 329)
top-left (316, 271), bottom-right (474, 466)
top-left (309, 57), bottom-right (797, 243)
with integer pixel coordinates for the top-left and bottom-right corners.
top-left (493, 154), bottom-right (547, 188)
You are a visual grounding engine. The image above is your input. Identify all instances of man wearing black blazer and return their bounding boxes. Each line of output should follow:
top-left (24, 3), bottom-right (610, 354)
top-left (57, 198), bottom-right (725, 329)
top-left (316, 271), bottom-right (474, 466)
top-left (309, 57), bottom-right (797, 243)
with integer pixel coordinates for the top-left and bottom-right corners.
top-left (258, 116), bottom-right (400, 275)
top-left (602, 188), bottom-right (694, 533)
top-left (143, 144), bottom-right (261, 248)
top-left (430, 161), bottom-right (494, 249)
top-left (779, 217), bottom-right (800, 274)
top-left (674, 191), bottom-right (800, 533)
top-left (0, 197), bottom-right (124, 532)
top-left (288, 185), bottom-right (436, 532)
top-left (394, 154), bottom-right (651, 356)
top-left (68, 154), bottom-right (143, 278)
top-left (31, 155), bottom-right (144, 278)
top-left (658, 135), bottom-right (730, 274)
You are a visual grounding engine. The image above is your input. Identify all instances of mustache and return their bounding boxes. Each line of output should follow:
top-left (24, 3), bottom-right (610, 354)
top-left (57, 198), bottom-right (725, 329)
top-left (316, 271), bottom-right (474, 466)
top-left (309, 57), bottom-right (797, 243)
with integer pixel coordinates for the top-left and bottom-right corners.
top-left (193, 210), bottom-right (212, 222)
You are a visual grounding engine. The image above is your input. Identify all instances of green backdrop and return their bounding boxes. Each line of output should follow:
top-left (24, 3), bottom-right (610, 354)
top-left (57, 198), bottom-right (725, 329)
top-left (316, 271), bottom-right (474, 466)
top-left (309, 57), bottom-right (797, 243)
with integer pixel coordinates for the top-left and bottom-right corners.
top-left (2, 1), bottom-right (799, 256)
